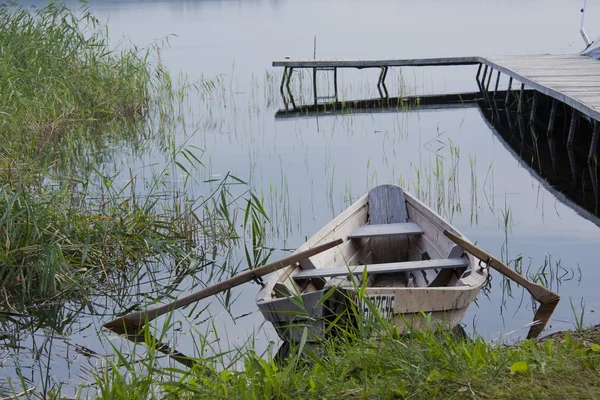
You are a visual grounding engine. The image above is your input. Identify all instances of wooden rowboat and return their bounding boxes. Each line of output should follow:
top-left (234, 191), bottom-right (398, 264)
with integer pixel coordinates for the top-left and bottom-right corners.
top-left (256, 184), bottom-right (488, 344)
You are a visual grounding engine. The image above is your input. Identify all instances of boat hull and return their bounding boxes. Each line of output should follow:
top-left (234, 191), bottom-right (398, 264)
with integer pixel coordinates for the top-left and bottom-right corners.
top-left (256, 186), bottom-right (487, 344)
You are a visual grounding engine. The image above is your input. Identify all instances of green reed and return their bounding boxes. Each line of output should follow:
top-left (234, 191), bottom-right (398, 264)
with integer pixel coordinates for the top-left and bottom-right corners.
top-left (0, 2), bottom-right (246, 308)
top-left (0, 2), bottom-right (152, 145)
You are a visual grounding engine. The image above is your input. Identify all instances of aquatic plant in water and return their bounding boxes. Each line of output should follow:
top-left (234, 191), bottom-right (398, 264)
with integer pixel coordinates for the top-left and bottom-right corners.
top-left (0, 2), bottom-right (248, 310)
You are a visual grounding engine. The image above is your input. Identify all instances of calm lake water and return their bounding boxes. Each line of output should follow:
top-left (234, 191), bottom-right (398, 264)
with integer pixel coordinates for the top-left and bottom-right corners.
top-left (3, 0), bottom-right (600, 396)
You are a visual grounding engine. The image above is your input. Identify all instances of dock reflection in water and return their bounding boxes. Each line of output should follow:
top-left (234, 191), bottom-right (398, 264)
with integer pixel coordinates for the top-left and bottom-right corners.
top-left (479, 91), bottom-right (600, 226)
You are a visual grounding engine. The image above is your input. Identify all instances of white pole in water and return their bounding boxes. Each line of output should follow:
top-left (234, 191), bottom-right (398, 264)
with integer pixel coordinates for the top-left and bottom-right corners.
top-left (581, 0), bottom-right (591, 47)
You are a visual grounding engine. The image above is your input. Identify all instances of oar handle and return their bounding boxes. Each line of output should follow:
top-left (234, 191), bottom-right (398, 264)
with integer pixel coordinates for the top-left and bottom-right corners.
top-left (104, 238), bottom-right (344, 334)
top-left (443, 230), bottom-right (559, 304)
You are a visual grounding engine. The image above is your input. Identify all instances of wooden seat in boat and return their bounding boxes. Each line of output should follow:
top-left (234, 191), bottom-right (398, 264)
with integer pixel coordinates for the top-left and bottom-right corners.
top-left (348, 222), bottom-right (423, 239)
top-left (293, 258), bottom-right (468, 280)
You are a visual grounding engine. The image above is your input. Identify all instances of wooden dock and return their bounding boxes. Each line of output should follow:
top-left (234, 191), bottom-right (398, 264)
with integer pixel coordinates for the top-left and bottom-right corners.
top-left (273, 53), bottom-right (600, 162)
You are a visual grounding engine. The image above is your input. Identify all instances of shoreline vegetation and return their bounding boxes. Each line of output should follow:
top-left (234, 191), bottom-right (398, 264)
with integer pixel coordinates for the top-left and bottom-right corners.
top-left (0, 2), bottom-right (242, 309)
top-left (0, 2), bottom-right (598, 399)
top-left (95, 324), bottom-right (600, 399)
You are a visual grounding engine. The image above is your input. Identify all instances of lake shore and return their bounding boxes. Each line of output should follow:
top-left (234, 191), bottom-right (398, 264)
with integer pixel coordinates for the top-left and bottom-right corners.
top-left (89, 324), bottom-right (600, 399)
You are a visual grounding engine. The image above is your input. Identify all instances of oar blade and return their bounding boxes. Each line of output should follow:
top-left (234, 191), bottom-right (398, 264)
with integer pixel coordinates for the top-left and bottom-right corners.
top-left (526, 298), bottom-right (560, 339)
top-left (442, 230), bottom-right (561, 340)
top-left (103, 311), bottom-right (145, 335)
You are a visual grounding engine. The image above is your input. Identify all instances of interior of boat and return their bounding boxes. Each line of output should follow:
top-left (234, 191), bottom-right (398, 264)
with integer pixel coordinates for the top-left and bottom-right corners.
top-left (273, 185), bottom-right (472, 298)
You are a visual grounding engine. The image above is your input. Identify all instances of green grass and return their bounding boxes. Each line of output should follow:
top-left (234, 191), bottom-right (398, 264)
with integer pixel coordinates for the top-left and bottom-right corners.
top-left (91, 324), bottom-right (600, 399)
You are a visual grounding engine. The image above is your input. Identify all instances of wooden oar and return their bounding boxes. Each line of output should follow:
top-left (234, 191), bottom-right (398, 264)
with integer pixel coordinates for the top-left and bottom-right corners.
top-left (104, 238), bottom-right (343, 335)
top-left (443, 230), bottom-right (560, 339)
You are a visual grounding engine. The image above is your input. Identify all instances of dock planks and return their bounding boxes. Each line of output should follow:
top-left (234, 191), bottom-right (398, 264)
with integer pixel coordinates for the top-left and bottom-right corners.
top-left (272, 57), bottom-right (480, 68)
top-left (485, 54), bottom-right (600, 122)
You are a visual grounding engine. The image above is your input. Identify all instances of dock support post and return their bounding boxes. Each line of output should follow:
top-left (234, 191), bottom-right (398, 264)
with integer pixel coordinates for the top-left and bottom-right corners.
top-left (517, 115), bottom-right (525, 142)
top-left (547, 135), bottom-right (558, 172)
top-left (505, 104), bottom-right (514, 131)
top-left (568, 146), bottom-right (579, 187)
top-left (567, 108), bottom-right (578, 147)
top-left (529, 91), bottom-right (538, 127)
top-left (505, 77), bottom-right (513, 107)
top-left (312, 67), bottom-right (317, 106)
top-left (547, 99), bottom-right (557, 138)
top-left (493, 70), bottom-right (501, 99)
top-left (486, 68), bottom-right (493, 91)
top-left (481, 65), bottom-right (488, 94)
top-left (382, 67), bottom-right (389, 98)
top-left (491, 96), bottom-right (502, 123)
top-left (282, 67), bottom-right (294, 90)
top-left (334, 67), bottom-right (338, 102)
top-left (377, 66), bottom-right (389, 99)
top-left (518, 83), bottom-right (525, 113)
top-left (588, 162), bottom-right (598, 207)
top-left (377, 67), bottom-right (390, 99)
top-left (280, 67), bottom-right (289, 110)
top-left (286, 68), bottom-right (293, 86)
top-left (280, 67), bottom-right (288, 93)
top-left (475, 64), bottom-right (482, 91)
top-left (589, 120), bottom-right (599, 163)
